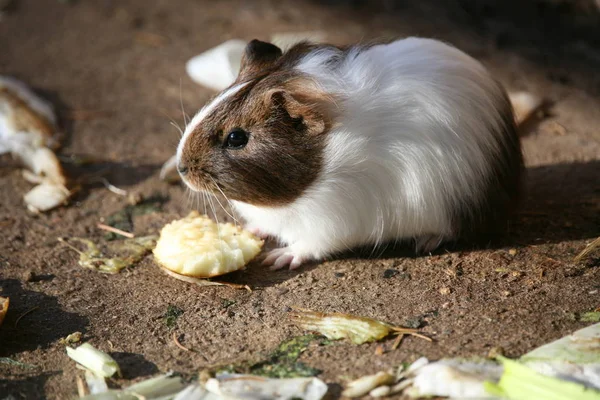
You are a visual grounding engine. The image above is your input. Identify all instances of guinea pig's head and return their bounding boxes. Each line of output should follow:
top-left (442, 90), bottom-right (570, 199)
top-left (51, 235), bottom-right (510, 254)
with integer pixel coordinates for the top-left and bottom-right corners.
top-left (176, 39), bottom-right (335, 206)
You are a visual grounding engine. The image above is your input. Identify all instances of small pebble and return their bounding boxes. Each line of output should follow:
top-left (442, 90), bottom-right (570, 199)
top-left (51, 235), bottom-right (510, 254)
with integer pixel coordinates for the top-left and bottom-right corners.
top-left (382, 269), bottom-right (399, 279)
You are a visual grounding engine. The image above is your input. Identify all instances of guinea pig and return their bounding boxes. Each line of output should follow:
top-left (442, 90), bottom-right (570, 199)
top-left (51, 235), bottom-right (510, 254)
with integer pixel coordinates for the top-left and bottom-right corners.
top-left (176, 37), bottom-right (523, 270)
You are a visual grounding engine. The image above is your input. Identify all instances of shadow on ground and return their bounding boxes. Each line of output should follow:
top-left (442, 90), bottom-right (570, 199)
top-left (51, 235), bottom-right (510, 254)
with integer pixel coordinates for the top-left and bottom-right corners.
top-left (0, 279), bottom-right (89, 357)
top-left (0, 372), bottom-right (58, 400)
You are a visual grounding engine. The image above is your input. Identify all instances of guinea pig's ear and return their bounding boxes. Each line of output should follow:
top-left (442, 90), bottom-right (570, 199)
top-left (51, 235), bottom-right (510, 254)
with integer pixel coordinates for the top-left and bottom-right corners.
top-left (268, 90), bottom-right (327, 136)
top-left (237, 40), bottom-right (282, 82)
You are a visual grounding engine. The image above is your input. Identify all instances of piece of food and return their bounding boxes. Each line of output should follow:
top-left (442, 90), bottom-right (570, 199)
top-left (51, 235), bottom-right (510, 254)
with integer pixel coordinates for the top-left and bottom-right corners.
top-left (185, 39), bottom-right (247, 92)
top-left (289, 308), bottom-right (431, 345)
top-left (0, 76), bottom-right (70, 212)
top-left (59, 236), bottom-right (157, 274)
top-left (77, 374), bottom-right (187, 400)
top-left (84, 370), bottom-right (109, 395)
top-left (0, 76), bottom-right (58, 148)
top-left (23, 181), bottom-right (70, 213)
top-left (123, 374), bottom-right (186, 398)
top-left (204, 374), bottom-right (328, 400)
top-left (342, 371), bottom-right (395, 398)
top-left (153, 211), bottom-right (263, 278)
top-left (484, 357), bottom-right (600, 400)
top-left (405, 358), bottom-right (502, 399)
top-left (508, 91), bottom-right (543, 125)
top-left (520, 322), bottom-right (600, 390)
top-left (60, 331), bottom-right (83, 345)
top-left (66, 343), bottom-right (120, 378)
top-left (0, 297), bottom-right (8, 327)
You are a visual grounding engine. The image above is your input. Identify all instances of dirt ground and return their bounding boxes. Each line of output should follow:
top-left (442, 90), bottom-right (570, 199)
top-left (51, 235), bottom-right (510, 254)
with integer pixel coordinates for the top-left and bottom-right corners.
top-left (1, 0), bottom-right (599, 398)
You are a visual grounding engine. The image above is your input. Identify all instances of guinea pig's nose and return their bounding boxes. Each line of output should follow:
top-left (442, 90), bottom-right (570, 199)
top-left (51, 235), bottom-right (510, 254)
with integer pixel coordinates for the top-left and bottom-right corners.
top-left (177, 163), bottom-right (189, 176)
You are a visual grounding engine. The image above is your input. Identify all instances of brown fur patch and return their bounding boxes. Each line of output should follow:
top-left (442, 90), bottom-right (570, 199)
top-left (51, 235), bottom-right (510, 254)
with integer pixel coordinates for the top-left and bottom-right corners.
top-left (179, 41), bottom-right (338, 206)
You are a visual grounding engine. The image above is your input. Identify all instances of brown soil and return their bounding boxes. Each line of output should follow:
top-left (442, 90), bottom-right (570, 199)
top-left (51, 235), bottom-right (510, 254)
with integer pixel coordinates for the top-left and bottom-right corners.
top-left (1, 0), bottom-right (599, 399)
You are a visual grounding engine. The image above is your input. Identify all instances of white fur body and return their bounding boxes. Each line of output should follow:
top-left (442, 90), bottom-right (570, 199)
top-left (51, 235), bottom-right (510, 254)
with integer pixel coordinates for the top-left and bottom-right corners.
top-left (232, 38), bottom-right (515, 267)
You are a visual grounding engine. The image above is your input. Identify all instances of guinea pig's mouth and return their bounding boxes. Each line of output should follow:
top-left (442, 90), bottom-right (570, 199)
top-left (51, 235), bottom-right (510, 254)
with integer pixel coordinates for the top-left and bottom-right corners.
top-left (179, 169), bottom-right (222, 197)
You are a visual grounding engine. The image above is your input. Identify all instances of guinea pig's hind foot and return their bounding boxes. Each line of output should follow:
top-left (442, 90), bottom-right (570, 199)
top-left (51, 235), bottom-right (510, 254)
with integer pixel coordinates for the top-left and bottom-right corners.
top-left (261, 247), bottom-right (311, 271)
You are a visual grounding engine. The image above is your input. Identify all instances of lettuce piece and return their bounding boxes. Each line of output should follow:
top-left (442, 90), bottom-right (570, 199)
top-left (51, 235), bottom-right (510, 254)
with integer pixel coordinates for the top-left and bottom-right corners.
top-left (484, 357), bottom-right (600, 400)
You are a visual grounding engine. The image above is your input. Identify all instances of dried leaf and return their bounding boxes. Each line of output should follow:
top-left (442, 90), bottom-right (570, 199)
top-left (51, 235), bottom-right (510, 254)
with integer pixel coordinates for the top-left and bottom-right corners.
top-left (59, 331), bottom-right (83, 345)
top-left (289, 308), bottom-right (431, 345)
top-left (59, 235), bottom-right (157, 274)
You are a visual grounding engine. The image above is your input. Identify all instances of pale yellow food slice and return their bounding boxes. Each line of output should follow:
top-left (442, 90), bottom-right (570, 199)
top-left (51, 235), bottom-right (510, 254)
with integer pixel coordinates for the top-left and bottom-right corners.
top-left (0, 297), bottom-right (9, 327)
top-left (153, 211), bottom-right (263, 278)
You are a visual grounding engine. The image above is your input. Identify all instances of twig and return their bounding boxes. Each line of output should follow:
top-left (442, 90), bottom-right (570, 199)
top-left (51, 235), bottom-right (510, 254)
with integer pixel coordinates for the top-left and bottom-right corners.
top-left (391, 327), bottom-right (433, 342)
top-left (15, 306), bottom-right (39, 328)
top-left (392, 334), bottom-right (405, 350)
top-left (76, 375), bottom-right (88, 398)
top-left (97, 223), bottom-right (135, 238)
top-left (172, 331), bottom-right (192, 352)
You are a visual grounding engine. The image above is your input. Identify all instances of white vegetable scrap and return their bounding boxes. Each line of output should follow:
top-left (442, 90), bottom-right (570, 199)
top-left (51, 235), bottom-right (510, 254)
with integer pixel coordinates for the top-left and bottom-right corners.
top-left (356, 323), bottom-right (600, 399)
top-left (77, 374), bottom-right (187, 400)
top-left (123, 374), bottom-right (187, 398)
top-left (153, 211), bottom-right (263, 278)
top-left (342, 371), bottom-right (395, 398)
top-left (84, 370), bottom-right (109, 395)
top-left (185, 32), bottom-right (327, 92)
top-left (520, 322), bottom-right (600, 391)
top-left (403, 358), bottom-right (502, 399)
top-left (0, 76), bottom-right (70, 212)
top-left (186, 39), bottom-right (247, 92)
top-left (204, 373), bottom-right (328, 400)
top-left (508, 91), bottom-right (543, 125)
top-left (66, 343), bottom-right (121, 378)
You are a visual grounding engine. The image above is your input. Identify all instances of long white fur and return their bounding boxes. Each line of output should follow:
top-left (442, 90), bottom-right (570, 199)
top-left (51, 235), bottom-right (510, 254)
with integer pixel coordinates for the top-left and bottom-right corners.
top-left (230, 38), bottom-right (511, 265)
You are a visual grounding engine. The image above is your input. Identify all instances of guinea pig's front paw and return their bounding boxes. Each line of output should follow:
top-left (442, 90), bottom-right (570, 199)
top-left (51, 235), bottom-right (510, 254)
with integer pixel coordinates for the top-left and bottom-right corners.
top-left (261, 247), bottom-right (311, 271)
top-left (245, 225), bottom-right (270, 239)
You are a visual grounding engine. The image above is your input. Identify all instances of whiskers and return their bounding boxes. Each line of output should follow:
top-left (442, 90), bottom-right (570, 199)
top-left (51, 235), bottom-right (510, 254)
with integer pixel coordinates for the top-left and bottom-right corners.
top-left (183, 175), bottom-right (241, 231)
top-left (207, 176), bottom-right (240, 226)
top-left (170, 121), bottom-right (184, 138)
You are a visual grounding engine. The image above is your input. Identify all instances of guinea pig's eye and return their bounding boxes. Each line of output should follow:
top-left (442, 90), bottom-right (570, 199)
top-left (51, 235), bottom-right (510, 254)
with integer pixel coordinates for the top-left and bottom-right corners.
top-left (224, 128), bottom-right (249, 149)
